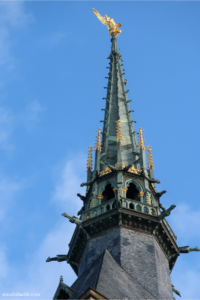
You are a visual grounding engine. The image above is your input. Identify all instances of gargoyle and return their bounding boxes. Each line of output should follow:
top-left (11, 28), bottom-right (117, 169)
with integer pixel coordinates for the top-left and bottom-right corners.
top-left (62, 213), bottom-right (90, 240)
top-left (80, 181), bottom-right (91, 187)
top-left (46, 254), bottom-right (68, 263)
top-left (150, 179), bottom-right (161, 184)
top-left (62, 212), bottom-right (82, 226)
top-left (77, 193), bottom-right (86, 201)
top-left (179, 246), bottom-right (200, 253)
top-left (172, 285), bottom-right (181, 297)
top-left (156, 190), bottom-right (166, 198)
top-left (159, 205), bottom-right (176, 221)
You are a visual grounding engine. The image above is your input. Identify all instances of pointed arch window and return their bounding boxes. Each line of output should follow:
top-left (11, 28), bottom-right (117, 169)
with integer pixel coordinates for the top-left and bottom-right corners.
top-left (102, 184), bottom-right (115, 202)
top-left (126, 182), bottom-right (140, 201)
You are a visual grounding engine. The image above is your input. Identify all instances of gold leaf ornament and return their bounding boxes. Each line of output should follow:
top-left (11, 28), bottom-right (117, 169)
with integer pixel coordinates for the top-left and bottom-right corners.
top-left (97, 194), bottom-right (104, 200)
top-left (100, 166), bottom-right (112, 176)
top-left (138, 191), bottom-right (144, 197)
top-left (92, 8), bottom-right (122, 37)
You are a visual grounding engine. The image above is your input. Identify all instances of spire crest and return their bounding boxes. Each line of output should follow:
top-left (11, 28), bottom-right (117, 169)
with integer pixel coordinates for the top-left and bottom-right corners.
top-left (86, 146), bottom-right (93, 171)
top-left (137, 128), bottom-right (145, 150)
top-left (95, 128), bottom-right (102, 152)
top-left (116, 120), bottom-right (122, 144)
top-left (147, 145), bottom-right (154, 170)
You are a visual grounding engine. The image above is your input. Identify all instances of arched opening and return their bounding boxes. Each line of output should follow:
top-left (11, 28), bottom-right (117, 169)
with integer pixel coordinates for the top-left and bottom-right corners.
top-left (126, 182), bottom-right (140, 201)
top-left (144, 207), bottom-right (149, 214)
top-left (136, 205), bottom-right (141, 212)
top-left (102, 184), bottom-right (115, 202)
top-left (106, 204), bottom-right (110, 211)
top-left (129, 203), bottom-right (134, 210)
top-left (112, 202), bottom-right (116, 209)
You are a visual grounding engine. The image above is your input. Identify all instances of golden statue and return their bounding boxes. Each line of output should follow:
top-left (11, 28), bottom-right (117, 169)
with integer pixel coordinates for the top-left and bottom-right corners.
top-left (92, 8), bottom-right (122, 37)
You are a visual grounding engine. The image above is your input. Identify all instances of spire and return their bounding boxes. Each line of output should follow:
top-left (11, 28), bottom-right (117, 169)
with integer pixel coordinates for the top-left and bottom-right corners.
top-left (95, 128), bottom-right (102, 152)
top-left (86, 146), bottom-right (93, 171)
top-left (101, 36), bottom-right (139, 169)
top-left (94, 128), bottom-right (102, 177)
top-left (116, 120), bottom-right (122, 144)
top-left (137, 127), bottom-right (145, 150)
top-left (147, 145), bottom-right (154, 171)
top-left (147, 145), bottom-right (155, 180)
top-left (137, 127), bottom-right (146, 170)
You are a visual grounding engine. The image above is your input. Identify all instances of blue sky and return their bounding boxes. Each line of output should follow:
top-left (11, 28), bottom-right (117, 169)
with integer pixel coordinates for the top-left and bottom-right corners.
top-left (0, 1), bottom-right (200, 299)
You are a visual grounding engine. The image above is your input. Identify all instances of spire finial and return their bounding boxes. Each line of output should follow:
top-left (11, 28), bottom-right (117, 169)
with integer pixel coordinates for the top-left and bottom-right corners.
top-left (86, 146), bottom-right (93, 171)
top-left (137, 127), bottom-right (145, 150)
top-left (116, 120), bottom-right (122, 144)
top-left (60, 275), bottom-right (63, 283)
top-left (92, 8), bottom-right (122, 37)
top-left (95, 128), bottom-right (102, 152)
top-left (147, 145), bottom-right (154, 170)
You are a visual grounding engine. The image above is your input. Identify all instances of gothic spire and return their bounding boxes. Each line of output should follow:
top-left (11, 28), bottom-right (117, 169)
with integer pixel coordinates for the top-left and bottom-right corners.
top-left (101, 35), bottom-right (139, 169)
top-left (86, 146), bottom-right (93, 172)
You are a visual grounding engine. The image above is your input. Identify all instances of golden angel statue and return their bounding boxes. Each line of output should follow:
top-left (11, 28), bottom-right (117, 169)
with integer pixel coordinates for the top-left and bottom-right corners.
top-left (92, 8), bottom-right (122, 37)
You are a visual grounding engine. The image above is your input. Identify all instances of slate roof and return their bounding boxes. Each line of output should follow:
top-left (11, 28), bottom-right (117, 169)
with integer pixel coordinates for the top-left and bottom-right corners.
top-left (70, 249), bottom-right (157, 300)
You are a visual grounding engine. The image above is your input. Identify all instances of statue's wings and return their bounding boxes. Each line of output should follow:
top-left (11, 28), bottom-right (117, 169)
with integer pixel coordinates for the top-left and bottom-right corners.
top-left (92, 8), bottom-right (107, 25)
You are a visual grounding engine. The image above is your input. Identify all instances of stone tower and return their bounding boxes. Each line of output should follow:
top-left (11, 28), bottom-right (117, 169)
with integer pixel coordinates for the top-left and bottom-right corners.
top-left (47, 26), bottom-right (200, 300)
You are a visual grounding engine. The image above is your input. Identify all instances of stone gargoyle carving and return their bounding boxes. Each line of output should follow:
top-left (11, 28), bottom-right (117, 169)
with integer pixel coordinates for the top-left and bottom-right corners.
top-left (156, 190), bottom-right (166, 198)
top-left (77, 193), bottom-right (86, 201)
top-left (62, 212), bottom-right (82, 226)
top-left (149, 179), bottom-right (161, 184)
top-left (80, 181), bottom-right (91, 187)
top-left (46, 255), bottom-right (68, 263)
top-left (159, 205), bottom-right (176, 220)
top-left (172, 285), bottom-right (181, 297)
top-left (179, 246), bottom-right (200, 253)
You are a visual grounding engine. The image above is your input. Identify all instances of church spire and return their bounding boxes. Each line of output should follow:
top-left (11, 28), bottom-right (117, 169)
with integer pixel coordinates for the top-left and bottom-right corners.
top-left (101, 35), bottom-right (139, 169)
top-left (147, 145), bottom-right (155, 179)
top-left (86, 146), bottom-right (93, 172)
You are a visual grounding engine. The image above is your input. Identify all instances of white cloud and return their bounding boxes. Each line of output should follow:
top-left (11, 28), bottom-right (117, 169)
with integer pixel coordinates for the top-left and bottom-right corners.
top-left (169, 204), bottom-right (200, 299)
top-left (172, 258), bottom-right (200, 299)
top-left (0, 221), bottom-right (77, 300)
top-left (53, 154), bottom-right (87, 212)
top-left (0, 155), bottom-right (87, 299)
top-left (0, 175), bottom-right (25, 222)
top-left (169, 203), bottom-right (200, 245)
top-left (0, 2), bottom-right (33, 28)
top-left (0, 246), bottom-right (9, 281)
top-left (0, 100), bottom-right (44, 153)
top-left (0, 2), bottom-right (33, 69)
